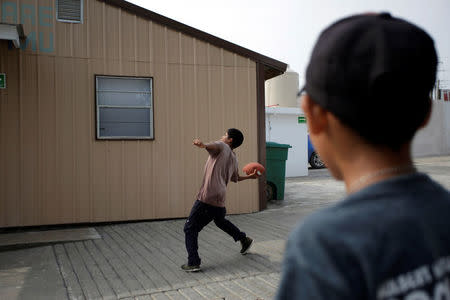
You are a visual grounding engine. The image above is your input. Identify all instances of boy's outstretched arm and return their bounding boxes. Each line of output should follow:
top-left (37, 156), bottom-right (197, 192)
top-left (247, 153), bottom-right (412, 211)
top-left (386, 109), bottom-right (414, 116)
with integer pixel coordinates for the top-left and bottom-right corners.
top-left (193, 138), bottom-right (221, 152)
top-left (193, 138), bottom-right (205, 148)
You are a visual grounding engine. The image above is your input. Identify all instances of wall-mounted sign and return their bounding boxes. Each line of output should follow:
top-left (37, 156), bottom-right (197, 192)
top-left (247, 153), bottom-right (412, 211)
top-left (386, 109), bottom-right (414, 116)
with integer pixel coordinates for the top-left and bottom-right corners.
top-left (0, 73), bottom-right (6, 89)
top-left (1, 2), bottom-right (55, 53)
top-left (298, 116), bottom-right (306, 124)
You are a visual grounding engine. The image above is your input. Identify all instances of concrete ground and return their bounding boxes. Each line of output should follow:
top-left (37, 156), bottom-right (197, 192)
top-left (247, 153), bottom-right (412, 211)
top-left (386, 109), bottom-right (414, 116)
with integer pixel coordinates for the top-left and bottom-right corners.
top-left (0, 155), bottom-right (449, 300)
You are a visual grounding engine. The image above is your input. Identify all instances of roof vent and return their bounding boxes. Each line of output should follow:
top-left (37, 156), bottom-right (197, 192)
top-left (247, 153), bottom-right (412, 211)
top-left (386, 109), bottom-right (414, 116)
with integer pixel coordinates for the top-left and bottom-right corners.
top-left (57, 0), bottom-right (83, 23)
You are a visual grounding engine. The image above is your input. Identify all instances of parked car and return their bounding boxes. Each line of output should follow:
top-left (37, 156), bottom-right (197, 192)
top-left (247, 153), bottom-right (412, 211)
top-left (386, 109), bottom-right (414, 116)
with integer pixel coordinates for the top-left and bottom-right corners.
top-left (308, 135), bottom-right (325, 169)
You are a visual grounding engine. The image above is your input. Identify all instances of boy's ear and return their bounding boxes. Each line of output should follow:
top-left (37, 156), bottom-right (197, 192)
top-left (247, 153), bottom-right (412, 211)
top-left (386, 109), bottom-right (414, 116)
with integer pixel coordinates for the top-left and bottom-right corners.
top-left (419, 100), bottom-right (432, 129)
top-left (301, 94), bottom-right (328, 135)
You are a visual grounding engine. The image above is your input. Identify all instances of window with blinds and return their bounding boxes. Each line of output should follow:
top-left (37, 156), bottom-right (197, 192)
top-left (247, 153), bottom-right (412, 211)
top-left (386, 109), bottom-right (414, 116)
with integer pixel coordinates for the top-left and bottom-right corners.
top-left (56, 0), bottom-right (83, 23)
top-left (95, 76), bottom-right (154, 140)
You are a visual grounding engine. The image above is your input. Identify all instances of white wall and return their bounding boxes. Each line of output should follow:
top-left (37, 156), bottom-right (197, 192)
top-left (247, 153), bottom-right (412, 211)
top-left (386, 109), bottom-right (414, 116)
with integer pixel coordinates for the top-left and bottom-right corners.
top-left (412, 100), bottom-right (450, 157)
top-left (266, 107), bottom-right (308, 177)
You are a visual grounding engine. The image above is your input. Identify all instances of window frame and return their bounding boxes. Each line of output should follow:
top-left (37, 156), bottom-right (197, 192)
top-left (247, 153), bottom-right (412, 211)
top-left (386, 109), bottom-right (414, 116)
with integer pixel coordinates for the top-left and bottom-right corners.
top-left (95, 75), bottom-right (155, 140)
top-left (56, 0), bottom-right (84, 23)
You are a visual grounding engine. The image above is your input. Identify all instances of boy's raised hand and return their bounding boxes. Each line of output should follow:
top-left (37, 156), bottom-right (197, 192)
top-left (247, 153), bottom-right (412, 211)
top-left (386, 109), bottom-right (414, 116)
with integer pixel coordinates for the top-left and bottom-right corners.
top-left (193, 138), bottom-right (205, 148)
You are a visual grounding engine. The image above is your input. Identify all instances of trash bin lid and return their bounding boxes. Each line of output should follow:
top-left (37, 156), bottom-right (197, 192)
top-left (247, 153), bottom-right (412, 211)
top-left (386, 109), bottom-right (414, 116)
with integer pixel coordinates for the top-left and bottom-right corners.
top-left (266, 141), bottom-right (292, 149)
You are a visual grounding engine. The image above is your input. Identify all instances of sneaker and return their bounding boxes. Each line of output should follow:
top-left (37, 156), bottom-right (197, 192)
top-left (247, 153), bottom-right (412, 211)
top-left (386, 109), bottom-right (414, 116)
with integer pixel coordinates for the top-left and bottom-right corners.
top-left (240, 237), bottom-right (253, 255)
top-left (181, 263), bottom-right (201, 272)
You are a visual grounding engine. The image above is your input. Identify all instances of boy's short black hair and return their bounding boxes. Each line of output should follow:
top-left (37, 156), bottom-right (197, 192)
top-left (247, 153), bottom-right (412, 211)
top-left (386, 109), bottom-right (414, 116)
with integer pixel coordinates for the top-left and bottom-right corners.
top-left (227, 128), bottom-right (244, 149)
top-left (303, 13), bottom-right (437, 150)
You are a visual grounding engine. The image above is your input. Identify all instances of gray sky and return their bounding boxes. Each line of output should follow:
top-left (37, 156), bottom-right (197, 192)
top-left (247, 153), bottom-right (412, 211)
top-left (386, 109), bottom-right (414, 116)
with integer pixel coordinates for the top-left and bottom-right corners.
top-left (129, 0), bottom-right (449, 88)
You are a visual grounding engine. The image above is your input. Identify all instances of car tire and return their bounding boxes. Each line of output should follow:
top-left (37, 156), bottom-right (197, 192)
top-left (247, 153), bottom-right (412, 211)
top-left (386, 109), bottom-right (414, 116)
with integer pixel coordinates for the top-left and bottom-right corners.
top-left (265, 182), bottom-right (276, 201)
top-left (309, 151), bottom-right (325, 169)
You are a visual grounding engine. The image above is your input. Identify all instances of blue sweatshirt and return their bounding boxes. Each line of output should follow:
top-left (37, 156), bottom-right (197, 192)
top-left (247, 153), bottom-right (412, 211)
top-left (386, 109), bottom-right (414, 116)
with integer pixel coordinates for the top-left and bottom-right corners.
top-left (276, 173), bottom-right (450, 300)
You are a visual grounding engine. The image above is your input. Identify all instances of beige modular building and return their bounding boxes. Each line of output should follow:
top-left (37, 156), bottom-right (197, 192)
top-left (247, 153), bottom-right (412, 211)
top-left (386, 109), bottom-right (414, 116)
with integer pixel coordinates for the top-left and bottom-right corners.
top-left (0, 0), bottom-right (286, 228)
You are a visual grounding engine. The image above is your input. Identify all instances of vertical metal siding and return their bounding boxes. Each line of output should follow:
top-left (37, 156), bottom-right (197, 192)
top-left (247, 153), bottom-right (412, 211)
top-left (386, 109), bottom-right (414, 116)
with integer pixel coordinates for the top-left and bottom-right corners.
top-left (0, 0), bottom-right (259, 227)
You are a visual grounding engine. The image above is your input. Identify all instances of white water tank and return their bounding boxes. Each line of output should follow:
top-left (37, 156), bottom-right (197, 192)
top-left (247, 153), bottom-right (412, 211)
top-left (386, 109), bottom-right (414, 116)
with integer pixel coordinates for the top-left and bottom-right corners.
top-left (265, 70), bottom-right (300, 108)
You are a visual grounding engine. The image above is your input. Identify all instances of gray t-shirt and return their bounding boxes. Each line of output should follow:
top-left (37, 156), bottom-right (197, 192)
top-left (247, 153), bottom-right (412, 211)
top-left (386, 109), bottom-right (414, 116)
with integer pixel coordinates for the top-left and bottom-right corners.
top-left (276, 173), bottom-right (450, 300)
top-left (196, 141), bottom-right (239, 207)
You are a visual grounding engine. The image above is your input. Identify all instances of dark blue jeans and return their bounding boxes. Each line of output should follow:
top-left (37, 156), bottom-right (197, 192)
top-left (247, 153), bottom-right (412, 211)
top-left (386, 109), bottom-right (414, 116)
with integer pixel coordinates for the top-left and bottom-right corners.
top-left (184, 200), bottom-right (246, 266)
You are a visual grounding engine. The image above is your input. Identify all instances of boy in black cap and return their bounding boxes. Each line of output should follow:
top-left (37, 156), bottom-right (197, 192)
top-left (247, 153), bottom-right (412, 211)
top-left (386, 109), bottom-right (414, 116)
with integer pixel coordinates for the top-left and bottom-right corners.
top-left (276, 13), bottom-right (450, 299)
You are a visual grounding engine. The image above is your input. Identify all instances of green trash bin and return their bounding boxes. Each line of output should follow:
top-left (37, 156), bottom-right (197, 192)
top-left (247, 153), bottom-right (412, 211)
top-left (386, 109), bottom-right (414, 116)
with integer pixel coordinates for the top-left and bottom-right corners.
top-left (266, 142), bottom-right (292, 200)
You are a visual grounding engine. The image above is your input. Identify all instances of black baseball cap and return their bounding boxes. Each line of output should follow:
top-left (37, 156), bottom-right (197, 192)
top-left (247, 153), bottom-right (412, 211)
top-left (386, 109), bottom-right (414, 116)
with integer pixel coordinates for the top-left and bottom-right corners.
top-left (302, 13), bottom-right (438, 148)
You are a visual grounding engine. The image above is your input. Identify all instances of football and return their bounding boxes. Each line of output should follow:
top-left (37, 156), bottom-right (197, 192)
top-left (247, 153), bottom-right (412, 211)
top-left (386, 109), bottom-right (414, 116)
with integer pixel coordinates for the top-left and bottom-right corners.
top-left (243, 162), bottom-right (265, 176)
